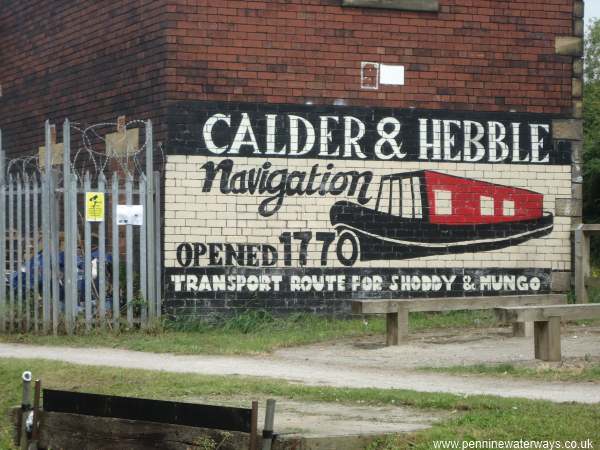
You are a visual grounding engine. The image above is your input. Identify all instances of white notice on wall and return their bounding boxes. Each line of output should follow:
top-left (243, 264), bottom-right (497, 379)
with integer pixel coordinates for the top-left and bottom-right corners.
top-left (116, 205), bottom-right (144, 226)
top-left (379, 64), bottom-right (405, 85)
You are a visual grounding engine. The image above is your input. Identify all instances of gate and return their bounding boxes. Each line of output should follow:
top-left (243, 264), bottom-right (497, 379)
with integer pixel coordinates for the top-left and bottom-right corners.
top-left (0, 119), bottom-right (161, 334)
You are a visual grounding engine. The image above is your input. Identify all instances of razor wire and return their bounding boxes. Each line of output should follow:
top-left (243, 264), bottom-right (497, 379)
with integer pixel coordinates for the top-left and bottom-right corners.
top-left (4, 119), bottom-right (165, 182)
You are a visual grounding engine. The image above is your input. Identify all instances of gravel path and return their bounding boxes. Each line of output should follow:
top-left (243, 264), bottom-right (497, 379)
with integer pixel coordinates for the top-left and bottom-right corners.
top-left (1, 325), bottom-right (599, 404)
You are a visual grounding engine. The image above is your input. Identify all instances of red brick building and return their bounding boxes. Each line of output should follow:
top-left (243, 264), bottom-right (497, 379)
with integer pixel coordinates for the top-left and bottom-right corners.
top-left (1, 1), bottom-right (585, 316)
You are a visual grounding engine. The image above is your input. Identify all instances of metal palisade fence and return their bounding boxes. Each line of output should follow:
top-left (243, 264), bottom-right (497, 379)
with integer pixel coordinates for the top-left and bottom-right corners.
top-left (0, 119), bottom-right (161, 334)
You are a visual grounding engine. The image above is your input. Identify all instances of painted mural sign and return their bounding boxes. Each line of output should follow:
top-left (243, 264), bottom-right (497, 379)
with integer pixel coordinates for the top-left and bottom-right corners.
top-left (164, 102), bottom-right (572, 311)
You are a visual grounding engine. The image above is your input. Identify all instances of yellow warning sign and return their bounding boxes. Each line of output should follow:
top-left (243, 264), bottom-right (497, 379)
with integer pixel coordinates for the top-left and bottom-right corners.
top-left (86, 192), bottom-right (105, 222)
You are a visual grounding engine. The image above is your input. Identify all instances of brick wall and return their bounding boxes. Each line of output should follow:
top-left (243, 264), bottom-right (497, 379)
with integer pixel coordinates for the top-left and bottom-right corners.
top-left (164, 0), bottom-right (574, 113)
top-left (0, 0), bottom-right (169, 157)
top-left (1, 1), bottom-right (581, 319)
top-left (1, 0), bottom-right (576, 151)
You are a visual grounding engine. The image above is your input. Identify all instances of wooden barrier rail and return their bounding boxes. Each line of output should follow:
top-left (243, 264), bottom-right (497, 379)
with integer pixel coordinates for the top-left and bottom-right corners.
top-left (352, 294), bottom-right (567, 345)
top-left (495, 304), bottom-right (600, 361)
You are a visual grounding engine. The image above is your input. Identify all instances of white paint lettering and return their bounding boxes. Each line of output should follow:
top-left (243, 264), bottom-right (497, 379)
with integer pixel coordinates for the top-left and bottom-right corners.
top-left (230, 113), bottom-right (259, 154)
top-left (344, 116), bottom-right (367, 159)
top-left (203, 113), bottom-right (231, 155)
top-left (374, 117), bottom-right (405, 160)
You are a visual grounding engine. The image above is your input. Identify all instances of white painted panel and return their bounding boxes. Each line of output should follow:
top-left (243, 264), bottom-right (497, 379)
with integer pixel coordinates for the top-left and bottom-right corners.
top-left (503, 200), bottom-right (515, 216)
top-left (379, 64), bottom-right (405, 85)
top-left (434, 189), bottom-right (452, 215)
top-left (391, 179), bottom-right (402, 216)
top-left (412, 177), bottom-right (423, 218)
top-left (378, 180), bottom-right (391, 213)
top-left (402, 178), bottom-right (413, 217)
top-left (480, 196), bottom-right (494, 216)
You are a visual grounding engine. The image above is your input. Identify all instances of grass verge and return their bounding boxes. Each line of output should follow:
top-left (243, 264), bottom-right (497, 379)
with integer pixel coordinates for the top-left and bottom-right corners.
top-left (418, 362), bottom-right (600, 383)
top-left (1, 358), bottom-right (599, 450)
top-left (0, 310), bottom-right (497, 355)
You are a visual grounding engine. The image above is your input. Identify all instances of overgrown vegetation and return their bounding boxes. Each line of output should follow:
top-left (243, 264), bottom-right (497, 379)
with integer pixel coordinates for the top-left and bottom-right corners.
top-left (1, 359), bottom-right (599, 450)
top-left (0, 310), bottom-right (497, 355)
top-left (584, 19), bottom-right (600, 264)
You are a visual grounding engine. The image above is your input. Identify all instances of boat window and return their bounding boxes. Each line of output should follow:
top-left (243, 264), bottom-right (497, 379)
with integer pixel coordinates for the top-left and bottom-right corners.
top-left (433, 190), bottom-right (452, 215)
top-left (480, 196), bottom-right (495, 216)
top-left (377, 179), bottom-right (392, 213)
top-left (391, 179), bottom-right (402, 216)
top-left (412, 177), bottom-right (423, 218)
top-left (503, 200), bottom-right (515, 216)
top-left (402, 178), bottom-right (413, 217)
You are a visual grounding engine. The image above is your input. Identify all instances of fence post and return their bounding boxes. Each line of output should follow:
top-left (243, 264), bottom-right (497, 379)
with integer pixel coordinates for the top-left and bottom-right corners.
top-left (24, 174), bottom-right (31, 332)
top-left (111, 173), bottom-right (120, 330)
top-left (32, 175), bottom-right (39, 332)
top-left (50, 173), bottom-right (60, 335)
top-left (126, 175), bottom-right (133, 327)
top-left (70, 174), bottom-right (78, 323)
top-left (16, 175), bottom-right (23, 331)
top-left (42, 121), bottom-right (52, 333)
top-left (140, 176), bottom-right (147, 327)
top-left (8, 174), bottom-right (14, 332)
top-left (98, 174), bottom-right (107, 328)
top-left (63, 119), bottom-right (74, 334)
top-left (0, 131), bottom-right (5, 333)
top-left (84, 172), bottom-right (92, 332)
top-left (145, 120), bottom-right (156, 321)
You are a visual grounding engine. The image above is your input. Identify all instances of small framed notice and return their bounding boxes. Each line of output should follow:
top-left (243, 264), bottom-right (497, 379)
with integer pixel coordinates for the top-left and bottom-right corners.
top-left (117, 205), bottom-right (144, 226)
top-left (85, 192), bottom-right (105, 222)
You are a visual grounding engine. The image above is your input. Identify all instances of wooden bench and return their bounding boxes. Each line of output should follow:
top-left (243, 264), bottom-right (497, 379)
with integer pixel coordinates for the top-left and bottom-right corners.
top-left (495, 304), bottom-right (600, 361)
top-left (352, 294), bottom-right (567, 346)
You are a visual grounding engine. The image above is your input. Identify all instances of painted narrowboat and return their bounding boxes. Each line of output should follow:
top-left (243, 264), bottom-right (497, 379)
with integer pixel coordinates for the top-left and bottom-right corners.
top-left (330, 170), bottom-right (554, 266)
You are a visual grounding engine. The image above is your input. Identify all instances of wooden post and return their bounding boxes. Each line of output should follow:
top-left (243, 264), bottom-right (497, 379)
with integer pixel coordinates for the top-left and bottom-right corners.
top-left (534, 317), bottom-right (561, 361)
top-left (386, 305), bottom-right (408, 346)
top-left (386, 312), bottom-right (398, 346)
top-left (574, 227), bottom-right (591, 304)
top-left (28, 380), bottom-right (41, 450)
top-left (262, 399), bottom-right (276, 450)
top-left (249, 400), bottom-right (258, 450)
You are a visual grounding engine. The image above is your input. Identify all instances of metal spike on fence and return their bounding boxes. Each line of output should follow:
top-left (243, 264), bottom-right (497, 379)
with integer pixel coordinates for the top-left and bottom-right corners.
top-left (63, 119), bottom-right (73, 334)
top-left (42, 120), bottom-right (52, 333)
top-left (16, 174), bottom-right (23, 331)
top-left (24, 173), bottom-right (31, 332)
top-left (126, 175), bottom-right (133, 327)
top-left (70, 174), bottom-right (78, 325)
top-left (16, 175), bottom-right (24, 330)
top-left (32, 174), bottom-right (39, 332)
top-left (98, 173), bottom-right (107, 329)
top-left (8, 174), bottom-right (14, 332)
top-left (0, 133), bottom-right (5, 333)
top-left (111, 173), bottom-right (120, 330)
top-left (50, 175), bottom-right (60, 335)
top-left (140, 176), bottom-right (147, 327)
top-left (84, 172), bottom-right (92, 332)
top-left (145, 121), bottom-right (156, 320)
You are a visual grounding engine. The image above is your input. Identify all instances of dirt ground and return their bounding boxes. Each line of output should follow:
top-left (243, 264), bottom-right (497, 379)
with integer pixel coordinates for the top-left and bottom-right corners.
top-left (1, 324), bottom-right (599, 404)
top-left (275, 323), bottom-right (600, 371)
top-left (187, 396), bottom-right (447, 438)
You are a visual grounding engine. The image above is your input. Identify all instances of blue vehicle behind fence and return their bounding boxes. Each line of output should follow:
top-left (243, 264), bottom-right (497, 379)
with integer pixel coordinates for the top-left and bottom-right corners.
top-left (9, 250), bottom-right (114, 313)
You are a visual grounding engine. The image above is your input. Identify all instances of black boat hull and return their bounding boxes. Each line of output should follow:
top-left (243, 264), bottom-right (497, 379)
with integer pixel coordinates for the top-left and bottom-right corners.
top-left (330, 201), bottom-right (554, 263)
